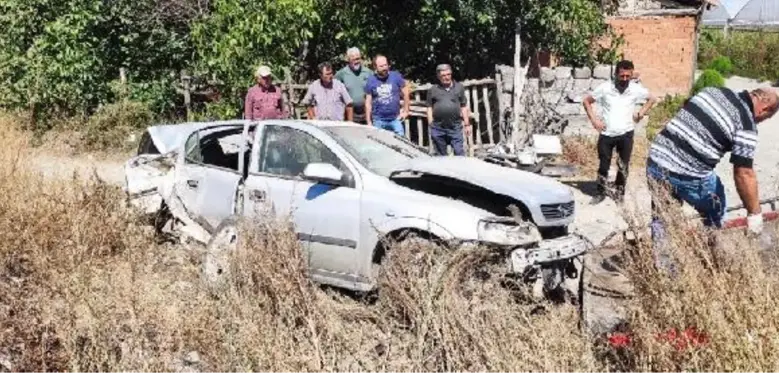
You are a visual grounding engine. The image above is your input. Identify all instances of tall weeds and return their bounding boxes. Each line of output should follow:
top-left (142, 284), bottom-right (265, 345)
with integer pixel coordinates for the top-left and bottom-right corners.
top-left (3, 112), bottom-right (779, 371)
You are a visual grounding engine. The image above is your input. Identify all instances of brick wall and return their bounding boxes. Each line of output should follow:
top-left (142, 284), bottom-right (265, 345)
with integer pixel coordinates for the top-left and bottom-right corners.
top-left (604, 14), bottom-right (698, 98)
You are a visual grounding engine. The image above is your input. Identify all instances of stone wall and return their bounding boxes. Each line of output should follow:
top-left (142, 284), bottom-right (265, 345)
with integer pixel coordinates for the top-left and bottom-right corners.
top-left (496, 63), bottom-right (649, 138)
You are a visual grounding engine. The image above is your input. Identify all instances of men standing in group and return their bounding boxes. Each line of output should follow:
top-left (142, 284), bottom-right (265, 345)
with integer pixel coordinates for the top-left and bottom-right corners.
top-left (244, 65), bottom-right (289, 120)
top-left (647, 87), bottom-right (779, 246)
top-left (302, 62), bottom-right (354, 121)
top-left (426, 63), bottom-right (470, 156)
top-left (335, 47), bottom-right (373, 124)
top-left (364, 54), bottom-right (410, 137)
top-left (583, 60), bottom-right (656, 205)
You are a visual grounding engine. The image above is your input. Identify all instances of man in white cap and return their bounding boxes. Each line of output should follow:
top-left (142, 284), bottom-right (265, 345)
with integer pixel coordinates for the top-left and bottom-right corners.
top-left (244, 65), bottom-right (288, 120)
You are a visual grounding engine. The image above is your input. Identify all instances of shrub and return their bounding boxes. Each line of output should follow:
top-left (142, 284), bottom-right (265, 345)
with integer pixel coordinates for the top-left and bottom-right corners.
top-left (698, 29), bottom-right (779, 82)
top-left (646, 94), bottom-right (687, 141)
top-left (691, 69), bottom-right (725, 96)
top-left (82, 100), bottom-right (154, 152)
top-left (706, 56), bottom-right (733, 76)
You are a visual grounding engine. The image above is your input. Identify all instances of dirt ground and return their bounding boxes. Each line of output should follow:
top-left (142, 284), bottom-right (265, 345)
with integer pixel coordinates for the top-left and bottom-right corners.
top-left (24, 75), bottom-right (779, 338)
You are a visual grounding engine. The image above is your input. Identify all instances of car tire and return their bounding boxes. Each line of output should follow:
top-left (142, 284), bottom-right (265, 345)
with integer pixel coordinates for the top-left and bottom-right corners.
top-left (201, 215), bottom-right (241, 292)
top-left (369, 231), bottom-right (436, 292)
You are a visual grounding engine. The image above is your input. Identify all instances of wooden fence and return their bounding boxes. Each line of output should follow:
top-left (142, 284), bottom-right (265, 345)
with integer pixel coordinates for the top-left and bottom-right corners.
top-left (283, 77), bottom-right (506, 151)
top-left (179, 72), bottom-right (511, 152)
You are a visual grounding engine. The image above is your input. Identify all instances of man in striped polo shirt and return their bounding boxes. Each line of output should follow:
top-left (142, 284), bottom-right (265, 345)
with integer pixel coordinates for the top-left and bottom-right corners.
top-left (647, 86), bottom-right (779, 242)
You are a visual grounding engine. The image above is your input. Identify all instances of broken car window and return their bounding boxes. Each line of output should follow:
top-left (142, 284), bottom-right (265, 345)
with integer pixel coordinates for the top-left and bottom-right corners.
top-left (259, 125), bottom-right (348, 178)
top-left (184, 127), bottom-right (245, 172)
top-left (324, 126), bottom-right (430, 177)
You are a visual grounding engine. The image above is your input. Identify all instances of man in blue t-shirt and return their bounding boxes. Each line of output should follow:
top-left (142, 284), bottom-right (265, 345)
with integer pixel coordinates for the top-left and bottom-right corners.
top-left (364, 54), bottom-right (410, 136)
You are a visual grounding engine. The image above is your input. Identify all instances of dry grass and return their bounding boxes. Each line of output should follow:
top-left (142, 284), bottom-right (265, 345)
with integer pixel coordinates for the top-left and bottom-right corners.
top-left (3, 110), bottom-right (779, 371)
top-left (561, 134), bottom-right (650, 182)
top-left (0, 114), bottom-right (599, 371)
top-left (607, 181), bottom-right (779, 371)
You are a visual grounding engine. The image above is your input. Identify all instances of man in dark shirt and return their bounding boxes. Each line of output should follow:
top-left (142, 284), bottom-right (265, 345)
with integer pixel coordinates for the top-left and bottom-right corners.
top-left (426, 64), bottom-right (470, 156)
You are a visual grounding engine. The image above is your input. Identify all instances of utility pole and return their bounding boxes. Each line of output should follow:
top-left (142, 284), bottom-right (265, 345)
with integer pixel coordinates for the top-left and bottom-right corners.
top-left (512, 17), bottom-right (525, 148)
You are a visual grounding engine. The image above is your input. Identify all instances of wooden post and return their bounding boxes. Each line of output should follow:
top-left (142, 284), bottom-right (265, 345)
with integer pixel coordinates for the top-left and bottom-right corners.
top-left (470, 87), bottom-right (482, 146)
top-left (482, 85), bottom-right (494, 145)
top-left (495, 69), bottom-right (505, 143)
top-left (181, 70), bottom-right (192, 122)
top-left (414, 91), bottom-right (422, 146)
top-left (512, 19), bottom-right (525, 148)
top-left (119, 68), bottom-right (128, 101)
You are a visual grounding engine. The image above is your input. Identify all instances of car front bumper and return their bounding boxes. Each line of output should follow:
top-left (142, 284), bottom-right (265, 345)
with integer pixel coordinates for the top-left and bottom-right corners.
top-left (507, 234), bottom-right (589, 275)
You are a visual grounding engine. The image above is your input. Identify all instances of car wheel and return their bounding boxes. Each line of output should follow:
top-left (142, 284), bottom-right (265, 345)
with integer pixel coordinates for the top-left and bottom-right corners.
top-left (202, 216), bottom-right (241, 291)
top-left (370, 231), bottom-right (436, 288)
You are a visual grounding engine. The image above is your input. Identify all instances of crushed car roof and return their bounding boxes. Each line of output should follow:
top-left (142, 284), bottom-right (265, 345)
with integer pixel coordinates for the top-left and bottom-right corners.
top-left (146, 119), bottom-right (249, 154)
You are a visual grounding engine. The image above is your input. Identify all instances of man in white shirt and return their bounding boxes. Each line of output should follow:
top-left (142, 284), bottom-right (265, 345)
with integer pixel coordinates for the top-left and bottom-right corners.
top-left (583, 60), bottom-right (657, 205)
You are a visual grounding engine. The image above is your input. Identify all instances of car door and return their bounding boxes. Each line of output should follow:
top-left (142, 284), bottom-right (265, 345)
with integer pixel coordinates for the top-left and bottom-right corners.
top-left (243, 123), bottom-right (363, 284)
top-left (175, 126), bottom-right (245, 233)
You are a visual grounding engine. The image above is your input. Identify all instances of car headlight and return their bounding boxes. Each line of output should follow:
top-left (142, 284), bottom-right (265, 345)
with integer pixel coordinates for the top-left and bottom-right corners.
top-left (477, 217), bottom-right (542, 246)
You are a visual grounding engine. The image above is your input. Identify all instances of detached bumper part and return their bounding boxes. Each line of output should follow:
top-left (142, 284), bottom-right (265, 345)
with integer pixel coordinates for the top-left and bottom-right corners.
top-left (509, 234), bottom-right (588, 274)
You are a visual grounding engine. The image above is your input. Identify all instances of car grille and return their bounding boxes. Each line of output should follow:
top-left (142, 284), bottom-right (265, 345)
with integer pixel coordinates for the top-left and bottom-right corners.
top-left (540, 201), bottom-right (575, 220)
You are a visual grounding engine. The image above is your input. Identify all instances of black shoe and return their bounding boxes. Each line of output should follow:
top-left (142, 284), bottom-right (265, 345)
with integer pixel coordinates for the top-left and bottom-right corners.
top-left (590, 194), bottom-right (607, 205)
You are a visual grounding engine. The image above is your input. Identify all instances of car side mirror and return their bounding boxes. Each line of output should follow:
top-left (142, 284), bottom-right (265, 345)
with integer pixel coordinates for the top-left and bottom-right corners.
top-left (302, 163), bottom-right (344, 185)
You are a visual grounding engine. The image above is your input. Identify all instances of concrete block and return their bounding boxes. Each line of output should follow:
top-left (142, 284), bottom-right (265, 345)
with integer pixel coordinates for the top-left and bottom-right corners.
top-left (593, 64), bottom-right (613, 80)
top-left (573, 66), bottom-right (592, 79)
top-left (540, 67), bottom-right (556, 84)
top-left (557, 103), bottom-right (585, 116)
top-left (554, 66), bottom-right (573, 79)
top-left (502, 73), bottom-right (515, 92)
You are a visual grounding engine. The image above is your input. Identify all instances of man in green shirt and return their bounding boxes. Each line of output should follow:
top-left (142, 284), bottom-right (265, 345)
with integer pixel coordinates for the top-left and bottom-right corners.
top-left (335, 47), bottom-right (373, 124)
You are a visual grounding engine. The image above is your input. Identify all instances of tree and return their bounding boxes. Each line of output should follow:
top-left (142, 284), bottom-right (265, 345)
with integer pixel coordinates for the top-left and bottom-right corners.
top-left (190, 0), bottom-right (321, 118)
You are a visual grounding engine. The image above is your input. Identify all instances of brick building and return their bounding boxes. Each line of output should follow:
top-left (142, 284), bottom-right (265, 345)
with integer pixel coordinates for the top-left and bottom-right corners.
top-left (599, 0), bottom-right (718, 98)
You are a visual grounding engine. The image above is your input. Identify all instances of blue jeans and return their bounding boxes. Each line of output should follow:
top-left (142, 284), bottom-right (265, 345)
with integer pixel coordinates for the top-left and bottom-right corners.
top-left (430, 122), bottom-right (465, 156)
top-left (646, 160), bottom-right (726, 274)
top-left (372, 118), bottom-right (405, 137)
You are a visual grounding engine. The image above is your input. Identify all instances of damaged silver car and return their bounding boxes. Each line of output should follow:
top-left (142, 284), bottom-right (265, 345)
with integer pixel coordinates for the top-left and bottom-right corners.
top-left (124, 119), bottom-right (588, 296)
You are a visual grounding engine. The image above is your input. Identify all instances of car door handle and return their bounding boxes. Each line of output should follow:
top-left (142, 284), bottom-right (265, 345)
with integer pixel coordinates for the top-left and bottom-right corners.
top-left (186, 179), bottom-right (199, 189)
top-left (249, 189), bottom-right (266, 201)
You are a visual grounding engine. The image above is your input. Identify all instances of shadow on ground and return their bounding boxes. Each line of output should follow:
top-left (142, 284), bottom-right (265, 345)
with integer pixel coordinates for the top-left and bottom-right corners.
top-left (563, 180), bottom-right (600, 198)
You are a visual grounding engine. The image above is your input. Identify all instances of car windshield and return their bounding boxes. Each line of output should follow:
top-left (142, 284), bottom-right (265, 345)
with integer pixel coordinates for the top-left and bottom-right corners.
top-left (324, 126), bottom-right (431, 176)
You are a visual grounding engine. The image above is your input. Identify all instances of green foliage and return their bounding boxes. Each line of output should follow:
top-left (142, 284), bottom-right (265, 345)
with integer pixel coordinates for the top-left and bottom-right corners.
top-left (706, 55), bottom-right (733, 77)
top-left (306, 0), bottom-right (618, 81)
top-left (0, 0), bottom-right (191, 129)
top-left (698, 29), bottom-right (779, 82)
top-left (190, 0), bottom-right (320, 115)
top-left (0, 0), bottom-right (617, 149)
top-left (646, 94), bottom-right (687, 141)
top-left (83, 100), bottom-right (153, 151)
top-left (522, 0), bottom-right (617, 67)
top-left (692, 69), bottom-right (726, 96)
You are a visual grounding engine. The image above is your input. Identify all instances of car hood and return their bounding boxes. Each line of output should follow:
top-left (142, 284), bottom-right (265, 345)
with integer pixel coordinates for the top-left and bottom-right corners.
top-left (388, 156), bottom-right (573, 203)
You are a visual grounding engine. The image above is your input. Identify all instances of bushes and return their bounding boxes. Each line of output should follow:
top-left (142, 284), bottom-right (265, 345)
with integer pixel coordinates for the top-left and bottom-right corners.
top-left (646, 94), bottom-right (687, 142)
top-left (82, 101), bottom-right (154, 152)
top-left (691, 69), bottom-right (726, 96)
top-left (698, 29), bottom-right (779, 82)
top-left (706, 56), bottom-right (733, 76)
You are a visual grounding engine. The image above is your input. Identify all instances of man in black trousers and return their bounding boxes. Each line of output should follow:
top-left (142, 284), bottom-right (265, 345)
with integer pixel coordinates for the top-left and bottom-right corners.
top-left (583, 60), bottom-right (656, 204)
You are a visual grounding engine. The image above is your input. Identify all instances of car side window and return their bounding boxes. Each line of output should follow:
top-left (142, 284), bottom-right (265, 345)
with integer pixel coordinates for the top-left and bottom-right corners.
top-left (258, 125), bottom-right (348, 178)
top-left (184, 132), bottom-right (201, 163)
top-left (183, 128), bottom-right (246, 172)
